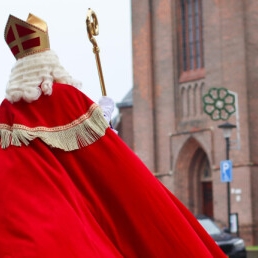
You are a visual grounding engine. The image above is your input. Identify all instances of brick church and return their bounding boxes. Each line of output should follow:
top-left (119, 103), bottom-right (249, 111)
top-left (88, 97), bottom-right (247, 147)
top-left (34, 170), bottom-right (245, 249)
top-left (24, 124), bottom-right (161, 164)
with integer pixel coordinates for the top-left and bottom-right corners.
top-left (115, 0), bottom-right (258, 245)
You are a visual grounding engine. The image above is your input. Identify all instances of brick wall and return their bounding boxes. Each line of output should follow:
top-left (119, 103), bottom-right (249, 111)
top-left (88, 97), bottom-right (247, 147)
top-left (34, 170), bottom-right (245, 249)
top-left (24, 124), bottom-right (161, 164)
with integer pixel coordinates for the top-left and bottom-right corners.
top-left (130, 0), bottom-right (258, 245)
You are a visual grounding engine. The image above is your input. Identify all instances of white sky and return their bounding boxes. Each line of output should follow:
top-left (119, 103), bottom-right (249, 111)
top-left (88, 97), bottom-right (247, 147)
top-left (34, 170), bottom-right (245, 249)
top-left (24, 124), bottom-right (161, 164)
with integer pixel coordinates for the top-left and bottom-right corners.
top-left (0, 0), bottom-right (132, 110)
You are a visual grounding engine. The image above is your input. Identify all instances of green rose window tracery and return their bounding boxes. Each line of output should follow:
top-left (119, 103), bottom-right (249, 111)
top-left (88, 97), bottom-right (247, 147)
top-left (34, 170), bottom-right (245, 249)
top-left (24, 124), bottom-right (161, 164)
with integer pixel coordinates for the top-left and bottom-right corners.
top-left (202, 87), bottom-right (236, 121)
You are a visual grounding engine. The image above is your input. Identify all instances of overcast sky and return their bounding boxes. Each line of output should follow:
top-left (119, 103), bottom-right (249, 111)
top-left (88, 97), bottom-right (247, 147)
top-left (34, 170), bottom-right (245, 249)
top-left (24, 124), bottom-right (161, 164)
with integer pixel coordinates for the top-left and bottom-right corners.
top-left (0, 0), bottom-right (132, 109)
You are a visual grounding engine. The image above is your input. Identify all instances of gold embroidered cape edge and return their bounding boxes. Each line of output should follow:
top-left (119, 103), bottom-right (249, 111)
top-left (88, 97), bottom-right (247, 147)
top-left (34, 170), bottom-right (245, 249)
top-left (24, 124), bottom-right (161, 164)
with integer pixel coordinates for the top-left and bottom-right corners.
top-left (0, 104), bottom-right (109, 151)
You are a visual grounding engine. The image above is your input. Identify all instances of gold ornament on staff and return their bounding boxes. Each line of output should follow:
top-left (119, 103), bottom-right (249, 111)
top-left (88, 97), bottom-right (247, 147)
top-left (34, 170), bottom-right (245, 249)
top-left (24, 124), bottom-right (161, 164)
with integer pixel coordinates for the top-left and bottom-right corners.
top-left (86, 8), bottom-right (107, 96)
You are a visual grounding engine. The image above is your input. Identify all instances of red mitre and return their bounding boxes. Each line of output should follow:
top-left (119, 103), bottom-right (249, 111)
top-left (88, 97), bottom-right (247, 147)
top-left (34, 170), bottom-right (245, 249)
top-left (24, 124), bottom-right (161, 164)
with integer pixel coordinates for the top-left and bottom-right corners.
top-left (4, 13), bottom-right (50, 59)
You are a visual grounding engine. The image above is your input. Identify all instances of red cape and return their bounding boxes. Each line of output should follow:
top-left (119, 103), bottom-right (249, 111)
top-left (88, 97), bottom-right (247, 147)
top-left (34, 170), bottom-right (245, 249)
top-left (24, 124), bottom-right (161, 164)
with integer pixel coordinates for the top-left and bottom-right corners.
top-left (0, 83), bottom-right (226, 257)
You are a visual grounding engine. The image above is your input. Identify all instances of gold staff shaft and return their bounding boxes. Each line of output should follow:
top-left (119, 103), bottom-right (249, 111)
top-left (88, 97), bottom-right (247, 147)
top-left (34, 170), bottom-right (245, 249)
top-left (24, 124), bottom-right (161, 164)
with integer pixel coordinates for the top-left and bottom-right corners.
top-left (86, 8), bottom-right (107, 96)
top-left (94, 48), bottom-right (107, 96)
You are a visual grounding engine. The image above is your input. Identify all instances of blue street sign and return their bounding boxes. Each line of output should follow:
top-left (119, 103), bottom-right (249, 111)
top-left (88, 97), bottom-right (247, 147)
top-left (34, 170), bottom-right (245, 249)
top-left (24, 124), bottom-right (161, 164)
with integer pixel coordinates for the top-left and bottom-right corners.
top-left (220, 160), bottom-right (233, 182)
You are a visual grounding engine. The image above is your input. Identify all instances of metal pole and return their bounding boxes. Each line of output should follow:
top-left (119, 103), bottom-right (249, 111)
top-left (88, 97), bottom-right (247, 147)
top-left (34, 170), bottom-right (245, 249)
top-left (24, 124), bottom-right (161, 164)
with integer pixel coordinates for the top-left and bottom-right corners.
top-left (226, 137), bottom-right (231, 232)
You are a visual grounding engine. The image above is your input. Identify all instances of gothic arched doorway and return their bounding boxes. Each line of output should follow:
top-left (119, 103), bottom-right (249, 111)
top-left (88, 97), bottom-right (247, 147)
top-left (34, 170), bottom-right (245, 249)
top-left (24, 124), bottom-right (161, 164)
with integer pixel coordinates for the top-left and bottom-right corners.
top-left (175, 137), bottom-right (213, 218)
top-left (189, 147), bottom-right (213, 218)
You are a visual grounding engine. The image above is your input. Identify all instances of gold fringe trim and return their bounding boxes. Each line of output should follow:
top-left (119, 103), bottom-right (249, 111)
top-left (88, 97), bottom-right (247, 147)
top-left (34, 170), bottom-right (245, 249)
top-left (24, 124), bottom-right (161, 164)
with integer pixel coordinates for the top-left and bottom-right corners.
top-left (0, 103), bottom-right (109, 151)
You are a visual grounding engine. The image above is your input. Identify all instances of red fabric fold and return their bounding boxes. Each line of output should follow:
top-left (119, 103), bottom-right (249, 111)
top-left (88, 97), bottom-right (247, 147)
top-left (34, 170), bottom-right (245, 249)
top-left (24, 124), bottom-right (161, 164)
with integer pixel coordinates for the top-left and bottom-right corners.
top-left (0, 83), bottom-right (226, 257)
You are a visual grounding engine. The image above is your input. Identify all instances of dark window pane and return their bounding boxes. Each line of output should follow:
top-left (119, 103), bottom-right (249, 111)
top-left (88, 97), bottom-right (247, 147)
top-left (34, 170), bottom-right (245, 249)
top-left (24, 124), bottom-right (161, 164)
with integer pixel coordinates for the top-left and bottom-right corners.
top-left (188, 0), bottom-right (194, 69)
top-left (194, 0), bottom-right (202, 68)
top-left (181, 1), bottom-right (188, 71)
top-left (178, 0), bottom-right (203, 74)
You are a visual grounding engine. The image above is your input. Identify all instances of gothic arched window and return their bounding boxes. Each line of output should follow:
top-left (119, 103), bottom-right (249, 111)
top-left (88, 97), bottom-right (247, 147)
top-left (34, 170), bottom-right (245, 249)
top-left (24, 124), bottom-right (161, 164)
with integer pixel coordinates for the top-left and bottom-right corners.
top-left (177, 0), bottom-right (205, 82)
